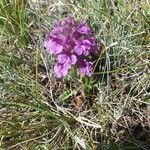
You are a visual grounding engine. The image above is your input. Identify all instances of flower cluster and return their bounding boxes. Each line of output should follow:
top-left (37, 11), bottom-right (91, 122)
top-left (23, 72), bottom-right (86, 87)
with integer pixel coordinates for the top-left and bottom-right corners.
top-left (44, 16), bottom-right (97, 78)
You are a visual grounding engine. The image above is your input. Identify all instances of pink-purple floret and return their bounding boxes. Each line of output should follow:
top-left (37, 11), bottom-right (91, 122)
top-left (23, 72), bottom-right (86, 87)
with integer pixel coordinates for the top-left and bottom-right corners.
top-left (44, 16), bottom-right (98, 78)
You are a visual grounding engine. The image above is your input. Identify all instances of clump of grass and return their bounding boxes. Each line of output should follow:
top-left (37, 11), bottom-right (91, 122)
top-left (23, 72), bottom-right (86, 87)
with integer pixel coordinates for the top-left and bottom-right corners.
top-left (0, 0), bottom-right (28, 47)
top-left (0, 0), bottom-right (150, 149)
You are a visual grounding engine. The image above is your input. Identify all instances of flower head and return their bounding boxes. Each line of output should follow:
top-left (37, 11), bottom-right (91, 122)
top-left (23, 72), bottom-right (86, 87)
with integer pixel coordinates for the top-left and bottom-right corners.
top-left (44, 16), bottom-right (98, 78)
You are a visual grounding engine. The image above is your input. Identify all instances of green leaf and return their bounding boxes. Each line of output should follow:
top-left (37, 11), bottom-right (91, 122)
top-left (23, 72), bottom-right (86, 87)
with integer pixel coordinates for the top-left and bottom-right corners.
top-left (58, 90), bottom-right (74, 102)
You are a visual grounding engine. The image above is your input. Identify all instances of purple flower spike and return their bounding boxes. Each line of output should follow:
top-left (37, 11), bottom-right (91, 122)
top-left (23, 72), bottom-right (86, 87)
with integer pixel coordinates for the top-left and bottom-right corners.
top-left (44, 16), bottom-right (98, 78)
